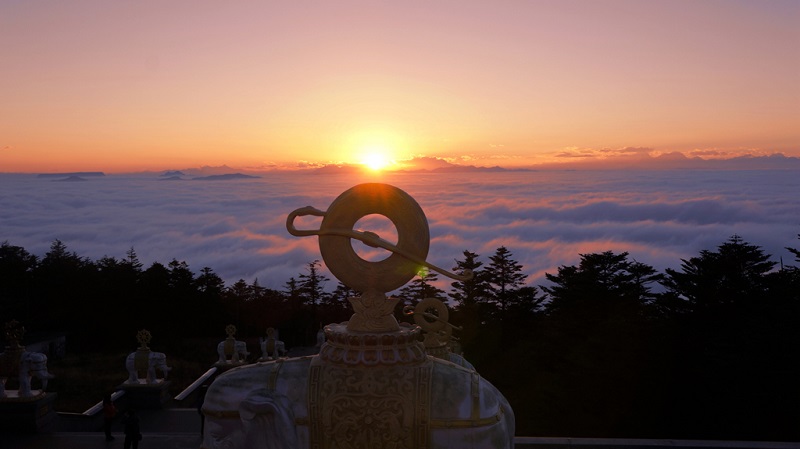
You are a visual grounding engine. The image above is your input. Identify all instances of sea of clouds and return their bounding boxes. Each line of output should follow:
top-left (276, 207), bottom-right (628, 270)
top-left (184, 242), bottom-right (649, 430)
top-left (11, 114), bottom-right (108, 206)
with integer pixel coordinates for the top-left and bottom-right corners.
top-left (1, 169), bottom-right (799, 292)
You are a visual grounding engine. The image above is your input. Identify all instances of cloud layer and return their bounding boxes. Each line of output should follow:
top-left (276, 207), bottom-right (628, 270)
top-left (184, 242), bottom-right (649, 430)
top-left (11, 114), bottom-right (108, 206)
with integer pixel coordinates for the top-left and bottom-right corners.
top-left (1, 170), bottom-right (799, 293)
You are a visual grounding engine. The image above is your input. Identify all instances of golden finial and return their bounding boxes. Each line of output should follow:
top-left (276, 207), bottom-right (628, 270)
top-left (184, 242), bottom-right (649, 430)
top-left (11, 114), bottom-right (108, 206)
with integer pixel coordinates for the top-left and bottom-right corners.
top-left (4, 320), bottom-right (25, 349)
top-left (136, 329), bottom-right (152, 349)
top-left (225, 324), bottom-right (237, 338)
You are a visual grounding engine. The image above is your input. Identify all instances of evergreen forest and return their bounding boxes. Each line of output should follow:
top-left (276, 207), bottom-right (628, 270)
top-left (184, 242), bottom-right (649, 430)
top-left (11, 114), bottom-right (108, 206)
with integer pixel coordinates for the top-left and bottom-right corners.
top-left (1, 234), bottom-right (799, 441)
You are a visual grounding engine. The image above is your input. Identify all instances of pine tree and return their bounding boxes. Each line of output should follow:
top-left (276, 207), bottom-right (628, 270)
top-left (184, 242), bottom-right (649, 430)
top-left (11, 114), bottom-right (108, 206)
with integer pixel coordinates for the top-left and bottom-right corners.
top-left (196, 267), bottom-right (225, 295)
top-left (543, 251), bottom-right (661, 313)
top-left (227, 279), bottom-right (252, 301)
top-left (297, 260), bottom-right (330, 310)
top-left (35, 240), bottom-right (93, 330)
top-left (448, 250), bottom-right (490, 309)
top-left (663, 235), bottom-right (775, 311)
top-left (787, 233), bottom-right (800, 265)
top-left (167, 259), bottom-right (195, 292)
top-left (283, 277), bottom-right (300, 304)
top-left (123, 247), bottom-right (143, 272)
top-left (486, 246), bottom-right (527, 314)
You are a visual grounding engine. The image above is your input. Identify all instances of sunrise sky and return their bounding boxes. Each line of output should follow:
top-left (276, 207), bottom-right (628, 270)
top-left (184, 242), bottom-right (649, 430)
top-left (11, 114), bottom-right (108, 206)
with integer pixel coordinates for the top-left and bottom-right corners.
top-left (1, 1), bottom-right (798, 173)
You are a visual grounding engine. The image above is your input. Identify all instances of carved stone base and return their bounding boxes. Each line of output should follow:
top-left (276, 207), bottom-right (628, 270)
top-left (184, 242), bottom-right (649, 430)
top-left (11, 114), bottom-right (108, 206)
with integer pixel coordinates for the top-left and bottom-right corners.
top-left (214, 361), bottom-right (247, 373)
top-left (309, 361), bottom-right (432, 449)
top-left (117, 379), bottom-right (172, 409)
top-left (0, 392), bottom-right (58, 433)
top-left (309, 323), bottom-right (432, 449)
top-left (318, 322), bottom-right (427, 366)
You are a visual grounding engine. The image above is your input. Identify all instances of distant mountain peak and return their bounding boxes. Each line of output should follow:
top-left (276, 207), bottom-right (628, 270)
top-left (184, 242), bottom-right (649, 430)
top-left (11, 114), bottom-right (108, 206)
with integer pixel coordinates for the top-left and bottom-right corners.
top-left (162, 170), bottom-right (186, 177)
top-left (191, 173), bottom-right (260, 181)
top-left (38, 172), bottom-right (105, 178)
top-left (55, 175), bottom-right (88, 182)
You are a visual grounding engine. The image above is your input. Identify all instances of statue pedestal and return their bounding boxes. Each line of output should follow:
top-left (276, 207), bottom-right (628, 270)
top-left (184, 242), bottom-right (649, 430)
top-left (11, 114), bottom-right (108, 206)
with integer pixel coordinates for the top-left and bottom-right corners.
top-left (0, 392), bottom-right (58, 433)
top-left (117, 379), bottom-right (172, 409)
top-left (214, 360), bottom-right (247, 374)
top-left (309, 323), bottom-right (432, 448)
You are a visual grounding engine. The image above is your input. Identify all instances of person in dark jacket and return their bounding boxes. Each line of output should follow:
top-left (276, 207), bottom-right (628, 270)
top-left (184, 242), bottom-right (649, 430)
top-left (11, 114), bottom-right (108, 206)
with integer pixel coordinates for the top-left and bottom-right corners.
top-left (123, 409), bottom-right (141, 449)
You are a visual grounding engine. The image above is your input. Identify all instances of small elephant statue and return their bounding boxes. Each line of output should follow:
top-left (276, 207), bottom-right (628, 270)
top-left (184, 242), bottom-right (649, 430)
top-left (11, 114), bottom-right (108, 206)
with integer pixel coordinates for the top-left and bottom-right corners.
top-left (125, 351), bottom-right (171, 384)
top-left (0, 350), bottom-right (55, 398)
top-left (258, 337), bottom-right (286, 361)
top-left (19, 351), bottom-right (55, 396)
top-left (217, 339), bottom-right (249, 364)
top-left (202, 324), bottom-right (516, 449)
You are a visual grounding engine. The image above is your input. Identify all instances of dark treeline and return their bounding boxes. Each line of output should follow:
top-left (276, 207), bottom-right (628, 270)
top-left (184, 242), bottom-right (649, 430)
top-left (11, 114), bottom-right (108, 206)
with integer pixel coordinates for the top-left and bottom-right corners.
top-left (1, 235), bottom-right (799, 440)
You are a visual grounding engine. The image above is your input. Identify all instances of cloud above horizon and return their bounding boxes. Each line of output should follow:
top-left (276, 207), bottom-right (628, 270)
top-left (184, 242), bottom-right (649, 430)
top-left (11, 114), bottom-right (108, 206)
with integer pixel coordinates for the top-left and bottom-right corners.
top-left (544, 148), bottom-right (800, 170)
top-left (124, 148), bottom-right (800, 177)
top-left (1, 170), bottom-right (799, 296)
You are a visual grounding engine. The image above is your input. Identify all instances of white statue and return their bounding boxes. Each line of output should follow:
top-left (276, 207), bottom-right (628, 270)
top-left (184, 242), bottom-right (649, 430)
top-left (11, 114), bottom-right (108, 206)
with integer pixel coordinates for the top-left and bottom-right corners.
top-left (258, 328), bottom-right (286, 361)
top-left (202, 184), bottom-right (514, 449)
top-left (0, 320), bottom-right (55, 399)
top-left (124, 351), bottom-right (171, 384)
top-left (124, 330), bottom-right (171, 384)
top-left (17, 351), bottom-right (55, 397)
top-left (217, 325), bottom-right (249, 364)
top-left (218, 340), bottom-right (249, 364)
top-left (202, 325), bottom-right (515, 449)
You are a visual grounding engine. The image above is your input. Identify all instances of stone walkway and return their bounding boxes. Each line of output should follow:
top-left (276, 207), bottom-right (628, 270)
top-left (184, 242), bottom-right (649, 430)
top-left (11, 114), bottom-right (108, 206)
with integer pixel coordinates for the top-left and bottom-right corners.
top-left (6, 434), bottom-right (800, 449)
top-left (3, 408), bottom-right (798, 449)
top-left (1, 408), bottom-right (202, 449)
top-left (1, 431), bottom-right (202, 449)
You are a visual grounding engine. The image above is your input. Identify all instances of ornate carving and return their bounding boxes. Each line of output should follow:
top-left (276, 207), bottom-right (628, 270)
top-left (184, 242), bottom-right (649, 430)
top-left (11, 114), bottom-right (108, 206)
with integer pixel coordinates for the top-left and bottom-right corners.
top-left (318, 323), bottom-right (427, 367)
top-left (347, 290), bottom-right (402, 332)
top-left (309, 320), bottom-right (431, 448)
top-left (309, 361), bottom-right (432, 449)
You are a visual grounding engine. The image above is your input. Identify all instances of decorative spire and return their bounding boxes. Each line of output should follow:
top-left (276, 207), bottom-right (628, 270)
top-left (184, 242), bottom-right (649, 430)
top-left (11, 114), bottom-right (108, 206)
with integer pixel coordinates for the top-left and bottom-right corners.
top-left (225, 324), bottom-right (237, 339)
top-left (136, 329), bottom-right (152, 350)
top-left (3, 320), bottom-right (25, 349)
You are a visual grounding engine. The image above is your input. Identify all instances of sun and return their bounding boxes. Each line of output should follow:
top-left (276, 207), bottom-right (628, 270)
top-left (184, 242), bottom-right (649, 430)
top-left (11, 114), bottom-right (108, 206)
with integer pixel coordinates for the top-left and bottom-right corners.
top-left (358, 145), bottom-right (394, 171)
top-left (362, 152), bottom-right (390, 171)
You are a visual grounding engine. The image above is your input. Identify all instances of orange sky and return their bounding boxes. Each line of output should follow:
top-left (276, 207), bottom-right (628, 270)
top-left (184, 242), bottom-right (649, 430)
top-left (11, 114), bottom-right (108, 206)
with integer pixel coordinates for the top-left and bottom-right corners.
top-left (1, 1), bottom-right (798, 173)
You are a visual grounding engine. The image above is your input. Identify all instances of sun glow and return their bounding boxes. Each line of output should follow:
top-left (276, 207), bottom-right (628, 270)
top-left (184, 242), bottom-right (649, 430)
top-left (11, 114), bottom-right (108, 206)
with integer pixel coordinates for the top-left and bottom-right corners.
top-left (359, 145), bottom-right (394, 171)
top-left (362, 153), bottom-right (390, 171)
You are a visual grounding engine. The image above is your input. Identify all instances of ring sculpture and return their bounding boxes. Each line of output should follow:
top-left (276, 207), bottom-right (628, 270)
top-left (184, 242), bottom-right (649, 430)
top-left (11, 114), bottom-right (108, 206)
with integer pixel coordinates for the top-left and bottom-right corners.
top-left (287, 183), bottom-right (431, 293)
top-left (201, 183), bottom-right (514, 449)
top-left (287, 183), bottom-right (471, 332)
top-left (406, 297), bottom-right (475, 370)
